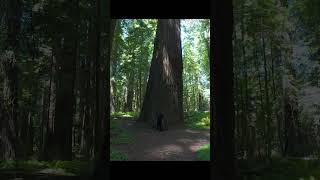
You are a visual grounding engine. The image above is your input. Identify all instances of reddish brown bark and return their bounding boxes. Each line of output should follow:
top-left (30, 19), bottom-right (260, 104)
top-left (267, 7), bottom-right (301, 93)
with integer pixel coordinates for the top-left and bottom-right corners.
top-left (139, 19), bottom-right (183, 130)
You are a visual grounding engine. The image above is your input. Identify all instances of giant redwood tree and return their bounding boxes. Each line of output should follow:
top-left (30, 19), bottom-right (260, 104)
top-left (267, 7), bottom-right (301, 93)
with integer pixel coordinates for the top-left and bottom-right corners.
top-left (138, 19), bottom-right (183, 129)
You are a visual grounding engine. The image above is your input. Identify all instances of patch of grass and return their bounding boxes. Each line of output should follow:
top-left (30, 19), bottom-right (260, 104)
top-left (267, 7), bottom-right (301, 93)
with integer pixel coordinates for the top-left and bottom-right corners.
top-left (110, 117), bottom-right (134, 161)
top-left (111, 130), bottom-right (134, 145)
top-left (184, 111), bottom-right (210, 130)
top-left (196, 144), bottom-right (210, 161)
top-left (111, 111), bottom-right (138, 119)
top-left (110, 118), bottom-right (122, 134)
top-left (110, 119), bottom-right (135, 145)
top-left (110, 148), bottom-right (128, 161)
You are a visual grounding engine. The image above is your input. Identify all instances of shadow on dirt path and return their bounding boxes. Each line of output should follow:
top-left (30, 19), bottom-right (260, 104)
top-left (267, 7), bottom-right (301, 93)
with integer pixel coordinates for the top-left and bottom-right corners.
top-left (114, 119), bottom-right (210, 161)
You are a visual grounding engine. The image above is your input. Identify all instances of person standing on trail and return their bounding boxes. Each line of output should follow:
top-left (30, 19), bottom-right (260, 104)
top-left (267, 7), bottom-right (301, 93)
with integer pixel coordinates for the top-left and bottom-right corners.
top-left (157, 113), bottom-right (164, 132)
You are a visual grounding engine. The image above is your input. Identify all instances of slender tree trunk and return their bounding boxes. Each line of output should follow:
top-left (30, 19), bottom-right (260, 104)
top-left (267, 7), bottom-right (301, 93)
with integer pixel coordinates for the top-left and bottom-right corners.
top-left (254, 39), bottom-right (264, 158)
top-left (40, 84), bottom-right (47, 159)
top-left (94, 0), bottom-right (103, 159)
top-left (262, 32), bottom-right (272, 159)
top-left (26, 112), bottom-right (33, 156)
top-left (271, 42), bottom-right (276, 101)
top-left (139, 66), bottom-right (142, 110)
top-left (241, 16), bottom-right (249, 158)
top-left (283, 63), bottom-right (298, 156)
top-left (233, 26), bottom-right (241, 150)
top-left (79, 27), bottom-right (93, 159)
top-left (198, 92), bottom-right (203, 111)
top-left (124, 70), bottom-right (134, 112)
top-left (255, 44), bottom-right (264, 112)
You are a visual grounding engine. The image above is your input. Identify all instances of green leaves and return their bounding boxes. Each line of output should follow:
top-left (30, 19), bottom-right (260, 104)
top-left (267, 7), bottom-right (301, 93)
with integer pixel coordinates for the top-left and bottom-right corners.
top-left (111, 19), bottom-right (157, 111)
top-left (182, 19), bottom-right (210, 111)
top-left (184, 111), bottom-right (210, 130)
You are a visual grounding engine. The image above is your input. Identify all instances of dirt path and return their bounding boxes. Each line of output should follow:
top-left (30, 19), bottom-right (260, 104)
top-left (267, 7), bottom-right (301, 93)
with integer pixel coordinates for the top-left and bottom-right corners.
top-left (114, 119), bottom-right (210, 161)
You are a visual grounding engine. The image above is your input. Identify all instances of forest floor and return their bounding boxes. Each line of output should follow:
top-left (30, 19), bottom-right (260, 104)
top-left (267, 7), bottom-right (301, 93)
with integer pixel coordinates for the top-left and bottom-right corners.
top-left (111, 117), bottom-right (210, 161)
top-left (0, 160), bottom-right (93, 180)
top-left (240, 157), bottom-right (320, 180)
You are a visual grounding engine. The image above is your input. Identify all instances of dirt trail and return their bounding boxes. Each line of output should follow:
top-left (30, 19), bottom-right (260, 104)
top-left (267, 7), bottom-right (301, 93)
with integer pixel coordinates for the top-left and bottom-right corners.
top-left (114, 119), bottom-right (210, 161)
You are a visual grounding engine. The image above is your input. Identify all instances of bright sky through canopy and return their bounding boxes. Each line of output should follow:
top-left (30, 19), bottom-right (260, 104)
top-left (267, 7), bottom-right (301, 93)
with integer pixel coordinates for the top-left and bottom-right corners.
top-left (181, 19), bottom-right (210, 99)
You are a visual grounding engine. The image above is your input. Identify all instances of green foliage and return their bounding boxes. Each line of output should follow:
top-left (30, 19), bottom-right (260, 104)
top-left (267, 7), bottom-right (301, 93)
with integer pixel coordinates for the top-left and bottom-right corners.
top-left (196, 144), bottom-right (210, 161)
top-left (110, 148), bottom-right (128, 161)
top-left (111, 111), bottom-right (138, 119)
top-left (184, 111), bottom-right (210, 130)
top-left (182, 19), bottom-right (210, 112)
top-left (111, 19), bottom-right (156, 112)
top-left (201, 116), bottom-right (210, 127)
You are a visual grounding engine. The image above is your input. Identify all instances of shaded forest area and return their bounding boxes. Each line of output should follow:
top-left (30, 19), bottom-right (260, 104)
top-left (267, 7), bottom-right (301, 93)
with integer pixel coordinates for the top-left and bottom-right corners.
top-left (0, 0), bottom-right (112, 179)
top-left (110, 19), bottom-right (211, 161)
top-left (228, 0), bottom-right (320, 179)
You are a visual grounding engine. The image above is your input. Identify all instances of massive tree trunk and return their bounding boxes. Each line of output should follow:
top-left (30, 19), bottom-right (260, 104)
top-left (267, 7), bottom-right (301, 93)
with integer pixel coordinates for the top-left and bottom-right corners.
top-left (93, 0), bottom-right (104, 160)
top-left (79, 55), bottom-right (94, 159)
top-left (79, 18), bottom-right (95, 160)
top-left (40, 48), bottom-right (56, 160)
top-left (0, 0), bottom-right (22, 160)
top-left (93, 0), bottom-right (115, 178)
top-left (47, 0), bottom-right (79, 160)
top-left (283, 87), bottom-right (298, 156)
top-left (240, 16), bottom-right (249, 158)
top-left (282, 64), bottom-right (298, 156)
top-left (138, 19), bottom-right (183, 129)
top-left (212, 0), bottom-right (237, 179)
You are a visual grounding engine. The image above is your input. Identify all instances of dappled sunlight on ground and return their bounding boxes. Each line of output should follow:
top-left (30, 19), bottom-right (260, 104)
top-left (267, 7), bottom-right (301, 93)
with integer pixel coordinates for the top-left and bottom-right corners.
top-left (112, 118), bottom-right (210, 161)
